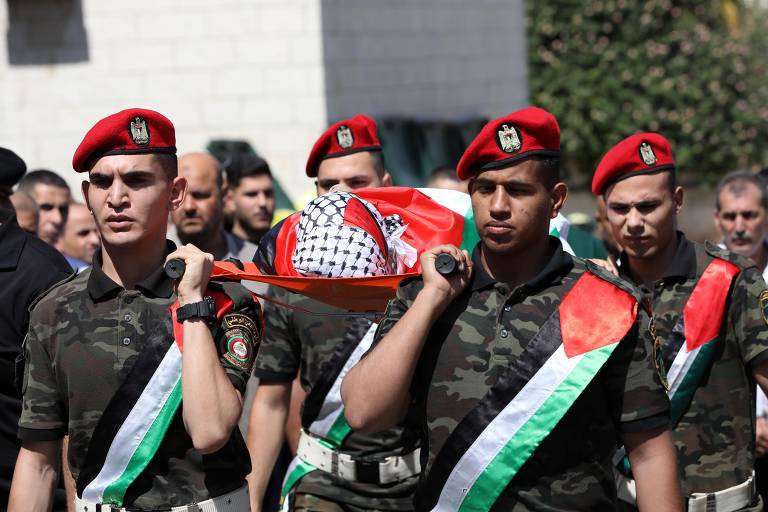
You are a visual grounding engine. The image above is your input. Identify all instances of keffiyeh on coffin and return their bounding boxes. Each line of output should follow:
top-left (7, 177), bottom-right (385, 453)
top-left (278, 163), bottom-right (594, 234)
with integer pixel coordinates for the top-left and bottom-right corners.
top-left (290, 192), bottom-right (404, 278)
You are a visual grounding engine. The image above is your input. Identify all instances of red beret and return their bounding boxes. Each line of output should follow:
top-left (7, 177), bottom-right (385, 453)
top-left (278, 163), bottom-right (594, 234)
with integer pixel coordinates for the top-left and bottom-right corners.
top-left (456, 107), bottom-right (560, 180)
top-left (72, 108), bottom-right (176, 173)
top-left (591, 132), bottom-right (675, 195)
top-left (305, 114), bottom-right (382, 177)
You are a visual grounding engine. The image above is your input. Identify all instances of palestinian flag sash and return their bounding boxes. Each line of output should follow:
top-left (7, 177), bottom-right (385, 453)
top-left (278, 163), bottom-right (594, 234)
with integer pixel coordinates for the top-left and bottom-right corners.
top-left (419, 270), bottom-right (638, 511)
top-left (615, 257), bottom-right (740, 476)
top-left (76, 291), bottom-right (234, 507)
top-left (280, 320), bottom-right (379, 503)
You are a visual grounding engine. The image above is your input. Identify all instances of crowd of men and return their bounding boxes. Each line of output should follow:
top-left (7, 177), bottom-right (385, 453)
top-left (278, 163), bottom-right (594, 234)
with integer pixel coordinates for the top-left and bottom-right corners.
top-left (1, 104), bottom-right (768, 512)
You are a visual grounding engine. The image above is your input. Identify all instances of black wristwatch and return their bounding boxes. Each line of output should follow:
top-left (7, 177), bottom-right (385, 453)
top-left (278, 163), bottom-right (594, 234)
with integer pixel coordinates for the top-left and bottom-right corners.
top-left (176, 296), bottom-right (216, 323)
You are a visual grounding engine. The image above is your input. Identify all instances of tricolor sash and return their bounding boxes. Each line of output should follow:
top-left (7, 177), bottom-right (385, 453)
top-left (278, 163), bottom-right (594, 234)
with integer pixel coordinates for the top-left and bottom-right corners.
top-left (76, 291), bottom-right (234, 507)
top-left (280, 319), bottom-right (379, 503)
top-left (419, 271), bottom-right (638, 511)
top-left (615, 257), bottom-right (740, 476)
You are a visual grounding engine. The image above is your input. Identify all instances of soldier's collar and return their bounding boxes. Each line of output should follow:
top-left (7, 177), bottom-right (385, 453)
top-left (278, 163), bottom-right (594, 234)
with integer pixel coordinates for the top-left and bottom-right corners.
top-left (471, 236), bottom-right (573, 292)
top-left (88, 240), bottom-right (177, 301)
top-left (618, 231), bottom-right (696, 282)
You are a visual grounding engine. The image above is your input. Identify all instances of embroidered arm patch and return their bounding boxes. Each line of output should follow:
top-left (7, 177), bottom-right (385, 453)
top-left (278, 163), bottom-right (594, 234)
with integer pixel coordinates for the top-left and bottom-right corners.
top-left (761, 290), bottom-right (768, 326)
top-left (221, 313), bottom-right (260, 372)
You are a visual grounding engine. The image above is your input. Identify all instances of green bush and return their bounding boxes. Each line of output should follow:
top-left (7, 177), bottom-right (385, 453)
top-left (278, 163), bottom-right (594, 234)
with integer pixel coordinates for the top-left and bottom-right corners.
top-left (528, 0), bottom-right (768, 186)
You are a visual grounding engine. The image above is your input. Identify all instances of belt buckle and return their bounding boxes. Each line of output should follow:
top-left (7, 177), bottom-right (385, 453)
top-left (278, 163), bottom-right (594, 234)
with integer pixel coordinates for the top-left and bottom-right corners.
top-left (355, 459), bottom-right (381, 484)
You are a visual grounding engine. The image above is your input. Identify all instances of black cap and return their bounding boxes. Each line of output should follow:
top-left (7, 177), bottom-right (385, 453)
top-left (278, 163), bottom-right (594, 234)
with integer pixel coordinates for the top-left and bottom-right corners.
top-left (0, 147), bottom-right (26, 188)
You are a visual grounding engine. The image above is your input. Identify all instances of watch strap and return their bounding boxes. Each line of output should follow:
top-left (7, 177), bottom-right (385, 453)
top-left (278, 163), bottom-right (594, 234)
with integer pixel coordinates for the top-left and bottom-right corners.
top-left (176, 296), bottom-right (216, 322)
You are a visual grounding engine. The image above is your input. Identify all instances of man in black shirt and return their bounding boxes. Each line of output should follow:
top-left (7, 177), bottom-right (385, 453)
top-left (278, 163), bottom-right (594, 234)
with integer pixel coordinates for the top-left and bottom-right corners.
top-left (0, 147), bottom-right (72, 511)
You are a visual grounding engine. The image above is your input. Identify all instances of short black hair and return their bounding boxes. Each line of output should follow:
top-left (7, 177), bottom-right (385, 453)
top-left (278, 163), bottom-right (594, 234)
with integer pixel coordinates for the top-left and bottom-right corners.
top-left (370, 151), bottom-right (387, 177)
top-left (538, 157), bottom-right (561, 189)
top-left (224, 154), bottom-right (273, 188)
top-left (715, 170), bottom-right (768, 211)
top-left (18, 169), bottom-right (70, 193)
top-left (153, 153), bottom-right (178, 181)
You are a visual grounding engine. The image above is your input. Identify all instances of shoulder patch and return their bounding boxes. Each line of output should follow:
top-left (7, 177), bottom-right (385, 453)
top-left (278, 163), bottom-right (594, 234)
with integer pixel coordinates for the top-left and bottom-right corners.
top-left (221, 312), bottom-right (260, 372)
top-left (760, 290), bottom-right (768, 326)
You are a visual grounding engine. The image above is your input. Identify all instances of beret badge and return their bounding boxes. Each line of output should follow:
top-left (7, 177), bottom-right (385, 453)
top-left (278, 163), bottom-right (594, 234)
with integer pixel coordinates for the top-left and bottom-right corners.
top-left (496, 123), bottom-right (522, 154)
top-left (129, 116), bottom-right (150, 146)
top-left (639, 141), bottom-right (656, 166)
top-left (336, 125), bottom-right (354, 149)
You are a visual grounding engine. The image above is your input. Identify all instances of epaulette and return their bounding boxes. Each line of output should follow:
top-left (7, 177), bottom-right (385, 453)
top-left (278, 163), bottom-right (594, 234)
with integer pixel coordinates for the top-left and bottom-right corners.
top-left (27, 269), bottom-right (80, 314)
top-left (704, 241), bottom-right (753, 271)
top-left (582, 258), bottom-right (644, 304)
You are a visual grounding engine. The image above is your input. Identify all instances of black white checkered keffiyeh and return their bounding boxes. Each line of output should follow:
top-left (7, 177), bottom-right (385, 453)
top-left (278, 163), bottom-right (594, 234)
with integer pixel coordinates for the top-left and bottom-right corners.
top-left (292, 192), bottom-right (412, 278)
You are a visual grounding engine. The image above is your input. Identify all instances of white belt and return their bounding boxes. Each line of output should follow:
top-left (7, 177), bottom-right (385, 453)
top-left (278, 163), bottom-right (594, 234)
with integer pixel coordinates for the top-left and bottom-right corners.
top-left (74, 485), bottom-right (249, 512)
top-left (297, 430), bottom-right (420, 484)
top-left (616, 469), bottom-right (755, 512)
top-left (687, 473), bottom-right (756, 512)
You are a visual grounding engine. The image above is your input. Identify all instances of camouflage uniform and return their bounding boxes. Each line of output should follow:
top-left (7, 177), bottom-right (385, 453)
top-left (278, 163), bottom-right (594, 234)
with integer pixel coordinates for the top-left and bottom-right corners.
top-left (372, 239), bottom-right (670, 511)
top-left (619, 233), bottom-right (768, 504)
top-left (18, 242), bottom-right (258, 509)
top-left (253, 286), bottom-right (420, 510)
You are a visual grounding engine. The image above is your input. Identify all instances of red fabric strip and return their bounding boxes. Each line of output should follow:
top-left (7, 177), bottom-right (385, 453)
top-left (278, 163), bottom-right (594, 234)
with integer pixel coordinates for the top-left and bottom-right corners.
top-left (210, 261), bottom-right (416, 312)
top-left (170, 289), bottom-right (235, 350)
top-left (560, 272), bottom-right (638, 358)
top-left (343, 197), bottom-right (389, 259)
top-left (683, 258), bottom-right (740, 352)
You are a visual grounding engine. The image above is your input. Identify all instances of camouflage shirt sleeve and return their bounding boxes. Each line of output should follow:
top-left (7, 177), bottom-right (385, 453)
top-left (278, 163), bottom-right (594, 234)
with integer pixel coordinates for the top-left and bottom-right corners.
top-left (18, 305), bottom-right (67, 440)
top-left (370, 277), bottom-right (421, 350)
top-left (603, 305), bottom-right (671, 432)
top-left (253, 285), bottom-right (300, 382)
top-left (216, 291), bottom-right (262, 395)
top-left (730, 266), bottom-right (768, 370)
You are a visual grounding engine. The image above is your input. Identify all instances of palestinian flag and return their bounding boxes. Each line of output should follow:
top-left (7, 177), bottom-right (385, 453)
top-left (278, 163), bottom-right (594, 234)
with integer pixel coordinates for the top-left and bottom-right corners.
top-left (208, 187), bottom-right (571, 311)
top-left (615, 256), bottom-right (740, 478)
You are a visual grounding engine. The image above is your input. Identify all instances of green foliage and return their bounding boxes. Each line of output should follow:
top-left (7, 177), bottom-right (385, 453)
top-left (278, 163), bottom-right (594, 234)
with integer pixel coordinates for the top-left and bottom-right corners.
top-left (528, 0), bottom-right (768, 186)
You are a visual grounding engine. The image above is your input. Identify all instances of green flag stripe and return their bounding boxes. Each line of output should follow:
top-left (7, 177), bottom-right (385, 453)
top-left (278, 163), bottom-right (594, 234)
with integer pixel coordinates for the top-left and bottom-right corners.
top-left (669, 342), bottom-right (716, 423)
top-left (459, 209), bottom-right (479, 252)
top-left (459, 345), bottom-right (616, 511)
top-left (101, 379), bottom-right (182, 504)
top-left (326, 411), bottom-right (352, 446)
top-left (281, 458), bottom-right (316, 497)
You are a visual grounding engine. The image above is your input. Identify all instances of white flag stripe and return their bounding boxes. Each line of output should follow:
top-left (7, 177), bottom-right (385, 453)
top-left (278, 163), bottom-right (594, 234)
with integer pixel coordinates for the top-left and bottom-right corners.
top-left (667, 343), bottom-right (701, 398)
top-left (310, 323), bottom-right (378, 438)
top-left (417, 188), bottom-right (472, 216)
top-left (435, 345), bottom-right (582, 511)
top-left (82, 343), bottom-right (182, 501)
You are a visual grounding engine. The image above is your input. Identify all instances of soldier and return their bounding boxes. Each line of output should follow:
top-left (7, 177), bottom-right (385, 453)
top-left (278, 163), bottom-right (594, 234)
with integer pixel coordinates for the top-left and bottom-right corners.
top-left (342, 108), bottom-right (682, 511)
top-left (246, 114), bottom-right (420, 512)
top-left (17, 169), bottom-right (71, 246)
top-left (9, 109), bottom-right (260, 512)
top-left (592, 133), bottom-right (768, 511)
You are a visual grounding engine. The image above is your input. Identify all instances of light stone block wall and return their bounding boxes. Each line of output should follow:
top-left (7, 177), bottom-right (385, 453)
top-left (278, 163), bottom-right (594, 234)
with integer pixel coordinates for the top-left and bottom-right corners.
top-left (0, 0), bottom-right (528, 201)
top-left (0, 0), bottom-right (327, 199)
